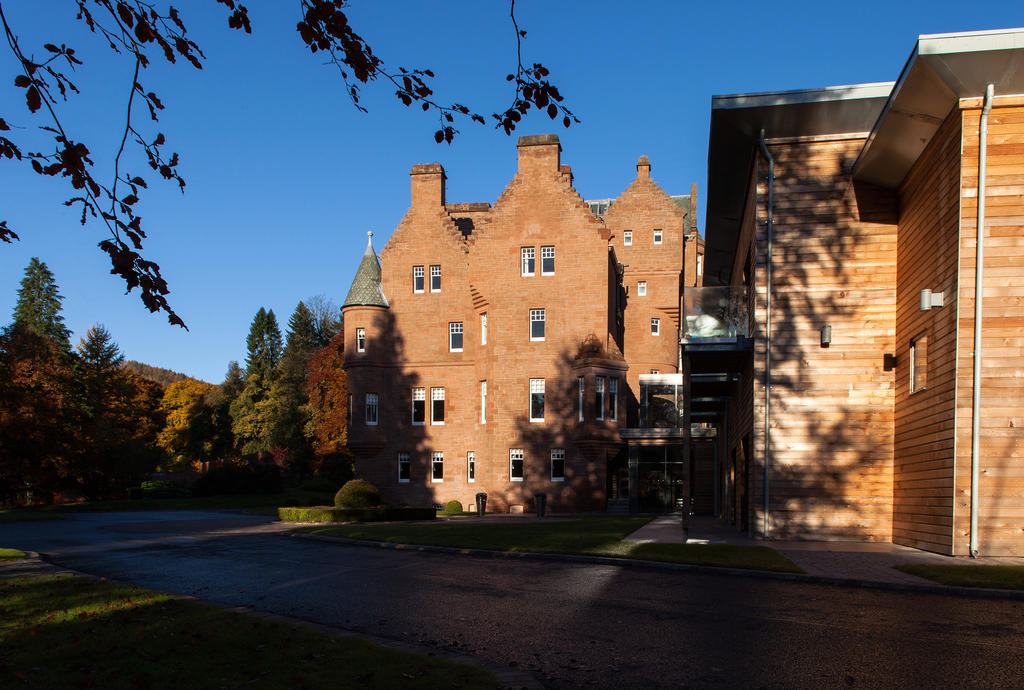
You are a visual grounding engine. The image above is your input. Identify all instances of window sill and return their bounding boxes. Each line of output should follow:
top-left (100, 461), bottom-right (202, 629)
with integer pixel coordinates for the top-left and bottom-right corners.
top-left (366, 421), bottom-right (378, 426)
top-left (530, 418), bottom-right (545, 423)
top-left (541, 272), bottom-right (554, 277)
top-left (431, 478), bottom-right (443, 483)
top-left (468, 479), bottom-right (475, 484)
top-left (399, 478), bottom-right (410, 484)
top-left (530, 337), bottom-right (545, 342)
top-left (432, 421), bottom-right (445, 426)
top-left (510, 477), bottom-right (524, 482)
top-left (551, 477), bottom-right (565, 482)
top-left (412, 421), bottom-right (424, 426)
top-left (450, 348), bottom-right (463, 353)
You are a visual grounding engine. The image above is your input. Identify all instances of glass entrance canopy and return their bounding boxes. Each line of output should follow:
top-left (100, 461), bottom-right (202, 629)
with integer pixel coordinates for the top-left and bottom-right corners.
top-left (639, 373), bottom-right (684, 428)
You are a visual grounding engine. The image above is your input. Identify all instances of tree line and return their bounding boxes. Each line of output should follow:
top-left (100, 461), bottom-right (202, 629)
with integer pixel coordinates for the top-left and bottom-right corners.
top-left (0, 258), bottom-right (350, 506)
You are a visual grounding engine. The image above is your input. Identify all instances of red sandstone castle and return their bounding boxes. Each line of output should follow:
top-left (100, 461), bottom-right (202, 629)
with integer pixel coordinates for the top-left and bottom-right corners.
top-left (342, 134), bottom-right (703, 513)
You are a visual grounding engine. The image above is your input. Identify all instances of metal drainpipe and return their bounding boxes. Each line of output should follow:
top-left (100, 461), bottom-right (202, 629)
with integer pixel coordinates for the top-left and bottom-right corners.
top-left (759, 130), bottom-right (774, 539)
top-left (970, 84), bottom-right (994, 558)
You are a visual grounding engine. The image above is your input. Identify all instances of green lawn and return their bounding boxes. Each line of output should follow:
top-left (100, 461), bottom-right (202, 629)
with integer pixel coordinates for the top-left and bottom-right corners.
top-left (0, 488), bottom-right (334, 520)
top-left (301, 516), bottom-right (804, 573)
top-left (0, 574), bottom-right (496, 688)
top-left (895, 564), bottom-right (1024, 590)
top-left (0, 548), bottom-right (26, 562)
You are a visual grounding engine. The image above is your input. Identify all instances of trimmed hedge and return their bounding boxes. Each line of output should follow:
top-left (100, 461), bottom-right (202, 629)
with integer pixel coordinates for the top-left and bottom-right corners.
top-left (278, 506), bottom-right (436, 523)
top-left (441, 500), bottom-right (463, 516)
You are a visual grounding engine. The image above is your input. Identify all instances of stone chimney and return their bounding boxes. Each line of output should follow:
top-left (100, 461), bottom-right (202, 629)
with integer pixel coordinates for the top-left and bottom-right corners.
top-left (559, 164), bottom-right (573, 186)
top-left (517, 134), bottom-right (561, 176)
top-left (410, 163), bottom-right (446, 208)
top-left (690, 182), bottom-right (698, 232)
top-left (637, 155), bottom-right (651, 179)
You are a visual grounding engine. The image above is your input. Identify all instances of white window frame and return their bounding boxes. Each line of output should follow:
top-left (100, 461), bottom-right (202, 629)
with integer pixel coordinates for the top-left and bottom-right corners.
top-left (356, 327), bottom-right (366, 352)
top-left (697, 254), bottom-right (703, 276)
top-left (480, 380), bottom-right (487, 424)
top-left (530, 308), bottom-right (545, 341)
top-left (653, 229), bottom-right (663, 245)
top-left (413, 265), bottom-right (424, 293)
top-left (430, 264), bottom-right (441, 292)
top-left (550, 448), bottom-right (565, 482)
top-left (595, 377), bottom-right (605, 421)
top-left (449, 321), bottom-right (463, 352)
top-left (651, 318), bottom-right (660, 336)
top-left (411, 387), bottom-right (425, 426)
top-left (366, 393), bottom-right (378, 426)
top-left (609, 378), bottom-right (618, 422)
top-left (431, 451), bottom-right (444, 483)
top-left (509, 448), bottom-right (524, 482)
top-left (398, 452), bottom-right (410, 483)
top-left (541, 246), bottom-right (555, 276)
top-left (637, 281), bottom-right (647, 297)
top-left (521, 247), bottom-right (535, 276)
top-left (578, 376), bottom-right (584, 422)
top-left (481, 312), bottom-right (487, 346)
top-left (624, 230), bottom-right (632, 246)
top-left (530, 378), bottom-right (545, 423)
top-left (467, 451), bottom-right (475, 483)
top-left (431, 387), bottom-right (445, 425)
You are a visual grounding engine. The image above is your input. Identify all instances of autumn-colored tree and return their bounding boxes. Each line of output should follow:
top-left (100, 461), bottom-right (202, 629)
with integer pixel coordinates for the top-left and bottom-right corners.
top-left (306, 331), bottom-right (353, 483)
top-left (157, 378), bottom-right (216, 470)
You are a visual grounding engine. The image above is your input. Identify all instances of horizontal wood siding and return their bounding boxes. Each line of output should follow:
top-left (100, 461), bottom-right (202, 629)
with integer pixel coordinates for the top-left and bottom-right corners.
top-left (893, 110), bottom-right (961, 554)
top-left (955, 102), bottom-right (1024, 556)
top-left (754, 138), bottom-right (897, 541)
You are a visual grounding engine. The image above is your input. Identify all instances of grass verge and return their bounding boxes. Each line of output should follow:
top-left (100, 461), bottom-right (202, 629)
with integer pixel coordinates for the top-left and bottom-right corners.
top-left (0, 574), bottom-right (495, 688)
top-left (894, 564), bottom-right (1024, 590)
top-left (0, 548), bottom-right (26, 562)
top-left (299, 516), bottom-right (803, 572)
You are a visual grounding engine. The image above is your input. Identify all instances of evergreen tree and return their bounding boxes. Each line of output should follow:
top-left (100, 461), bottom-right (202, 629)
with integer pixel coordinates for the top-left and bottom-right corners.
top-left (232, 308), bottom-right (282, 455)
top-left (244, 307), bottom-right (283, 381)
top-left (12, 257), bottom-right (70, 346)
top-left (77, 324), bottom-right (124, 374)
top-left (264, 302), bottom-right (320, 469)
top-left (207, 360), bottom-right (244, 459)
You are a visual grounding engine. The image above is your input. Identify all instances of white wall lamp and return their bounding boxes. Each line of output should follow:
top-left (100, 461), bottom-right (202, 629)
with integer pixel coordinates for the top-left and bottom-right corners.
top-left (920, 289), bottom-right (945, 311)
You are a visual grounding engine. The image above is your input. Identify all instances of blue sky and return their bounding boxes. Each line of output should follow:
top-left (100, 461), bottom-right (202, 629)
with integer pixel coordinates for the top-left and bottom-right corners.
top-left (2, 1), bottom-right (1020, 383)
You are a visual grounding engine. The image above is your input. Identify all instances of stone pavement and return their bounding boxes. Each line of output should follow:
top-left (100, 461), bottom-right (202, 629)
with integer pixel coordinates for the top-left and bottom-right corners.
top-left (624, 514), bottom-right (1024, 586)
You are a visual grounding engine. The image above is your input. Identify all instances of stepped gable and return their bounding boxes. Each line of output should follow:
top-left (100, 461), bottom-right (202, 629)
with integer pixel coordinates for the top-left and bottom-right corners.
top-left (604, 155), bottom-right (687, 223)
top-left (383, 163), bottom-right (468, 258)
top-left (343, 231), bottom-right (389, 308)
top-left (484, 134), bottom-right (609, 241)
top-left (446, 202), bottom-right (491, 244)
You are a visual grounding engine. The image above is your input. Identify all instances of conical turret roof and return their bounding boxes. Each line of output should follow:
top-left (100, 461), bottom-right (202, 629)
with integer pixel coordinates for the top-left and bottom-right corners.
top-left (343, 232), bottom-right (389, 308)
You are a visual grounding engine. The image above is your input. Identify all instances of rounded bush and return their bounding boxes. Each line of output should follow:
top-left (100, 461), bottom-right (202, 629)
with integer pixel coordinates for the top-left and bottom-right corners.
top-left (442, 499), bottom-right (463, 516)
top-left (334, 479), bottom-right (381, 509)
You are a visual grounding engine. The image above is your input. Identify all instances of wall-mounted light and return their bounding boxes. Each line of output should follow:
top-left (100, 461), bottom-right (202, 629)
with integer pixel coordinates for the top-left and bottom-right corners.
top-left (884, 353), bottom-right (897, 371)
top-left (920, 289), bottom-right (945, 311)
top-left (820, 324), bottom-right (832, 348)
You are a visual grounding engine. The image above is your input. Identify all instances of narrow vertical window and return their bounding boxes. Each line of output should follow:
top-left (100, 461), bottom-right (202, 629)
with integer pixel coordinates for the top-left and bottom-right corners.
top-left (651, 318), bottom-right (660, 336)
top-left (411, 387), bottom-right (425, 425)
top-left (530, 308), bottom-right (546, 341)
top-left (595, 377), bottom-right (605, 421)
top-left (530, 378), bottom-right (545, 422)
top-left (697, 254), bottom-right (703, 276)
top-left (624, 230), bottom-right (632, 246)
top-left (521, 247), bottom-right (535, 276)
top-left (449, 322), bottom-right (463, 352)
top-left (550, 448), bottom-right (565, 481)
top-left (366, 393), bottom-right (378, 425)
top-left (431, 451), bottom-right (444, 483)
top-left (637, 281), bottom-right (647, 297)
top-left (413, 265), bottom-right (424, 293)
top-left (541, 246), bottom-right (555, 275)
top-left (609, 378), bottom-right (618, 422)
top-left (481, 312), bottom-right (487, 345)
top-left (510, 448), bottom-right (524, 481)
top-left (653, 229), bottom-right (663, 244)
top-left (480, 380), bottom-right (487, 424)
top-left (910, 334), bottom-right (928, 393)
top-left (431, 387), bottom-right (445, 424)
top-left (356, 328), bottom-right (366, 352)
top-left (398, 452), bottom-right (410, 483)
top-left (430, 264), bottom-right (441, 292)
top-left (578, 376), bottom-right (584, 422)
top-left (467, 451), bottom-right (475, 483)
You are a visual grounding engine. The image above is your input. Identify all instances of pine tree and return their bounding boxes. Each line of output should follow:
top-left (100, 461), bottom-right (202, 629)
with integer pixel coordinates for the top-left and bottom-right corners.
top-left (77, 324), bottom-right (125, 373)
top-left (12, 257), bottom-right (71, 346)
top-left (207, 360), bottom-right (244, 459)
top-left (232, 308), bottom-right (283, 454)
top-left (244, 307), bottom-right (283, 381)
top-left (264, 302), bottom-right (320, 468)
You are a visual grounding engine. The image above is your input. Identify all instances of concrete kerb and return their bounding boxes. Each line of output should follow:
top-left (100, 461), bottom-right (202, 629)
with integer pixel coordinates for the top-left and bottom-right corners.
top-left (286, 528), bottom-right (1024, 602)
top-left (1, 550), bottom-right (543, 689)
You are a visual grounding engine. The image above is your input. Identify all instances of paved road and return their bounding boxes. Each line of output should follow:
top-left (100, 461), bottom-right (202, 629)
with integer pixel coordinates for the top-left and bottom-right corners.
top-left (4, 512), bottom-right (1024, 688)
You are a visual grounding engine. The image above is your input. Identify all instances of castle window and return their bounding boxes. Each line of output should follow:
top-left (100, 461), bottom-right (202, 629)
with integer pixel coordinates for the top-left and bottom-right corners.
top-left (550, 448), bottom-right (565, 481)
top-left (530, 378), bottom-right (545, 422)
top-left (697, 254), bottom-right (703, 276)
top-left (467, 451), bottom-right (475, 483)
top-left (578, 376), bottom-right (584, 421)
top-left (365, 393), bottom-right (378, 425)
top-left (430, 264), bottom-right (441, 292)
top-left (651, 318), bottom-right (660, 336)
top-left (356, 328), bottom-right (365, 352)
top-left (654, 229), bottom-right (663, 245)
top-left (431, 451), bottom-right (444, 482)
top-left (595, 377), bottom-right (605, 421)
top-left (521, 247), bottom-right (535, 276)
top-left (609, 378), bottom-right (618, 421)
top-left (530, 308), bottom-right (545, 341)
top-left (398, 452), bottom-right (410, 483)
top-left (510, 448), bottom-right (524, 481)
top-left (541, 246), bottom-right (555, 275)
top-left (431, 387), bottom-right (445, 424)
top-left (638, 281), bottom-right (647, 297)
top-left (449, 322), bottom-right (463, 352)
top-left (480, 380), bottom-right (487, 424)
top-left (413, 265), bottom-right (424, 293)
top-left (624, 230), bottom-right (632, 246)
top-left (481, 312), bottom-right (487, 345)
top-left (412, 387), bottom-right (425, 425)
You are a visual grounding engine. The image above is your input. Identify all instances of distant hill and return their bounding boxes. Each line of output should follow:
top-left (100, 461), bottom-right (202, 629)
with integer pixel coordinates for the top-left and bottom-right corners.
top-left (124, 360), bottom-right (196, 386)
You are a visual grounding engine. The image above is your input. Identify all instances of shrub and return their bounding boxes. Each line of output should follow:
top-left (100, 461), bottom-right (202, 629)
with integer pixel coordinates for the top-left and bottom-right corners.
top-left (278, 506), bottom-right (435, 523)
top-left (441, 500), bottom-right (463, 516)
top-left (138, 479), bottom-right (190, 499)
top-left (334, 479), bottom-right (381, 509)
top-left (298, 478), bottom-right (340, 493)
top-left (192, 464), bottom-right (283, 497)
